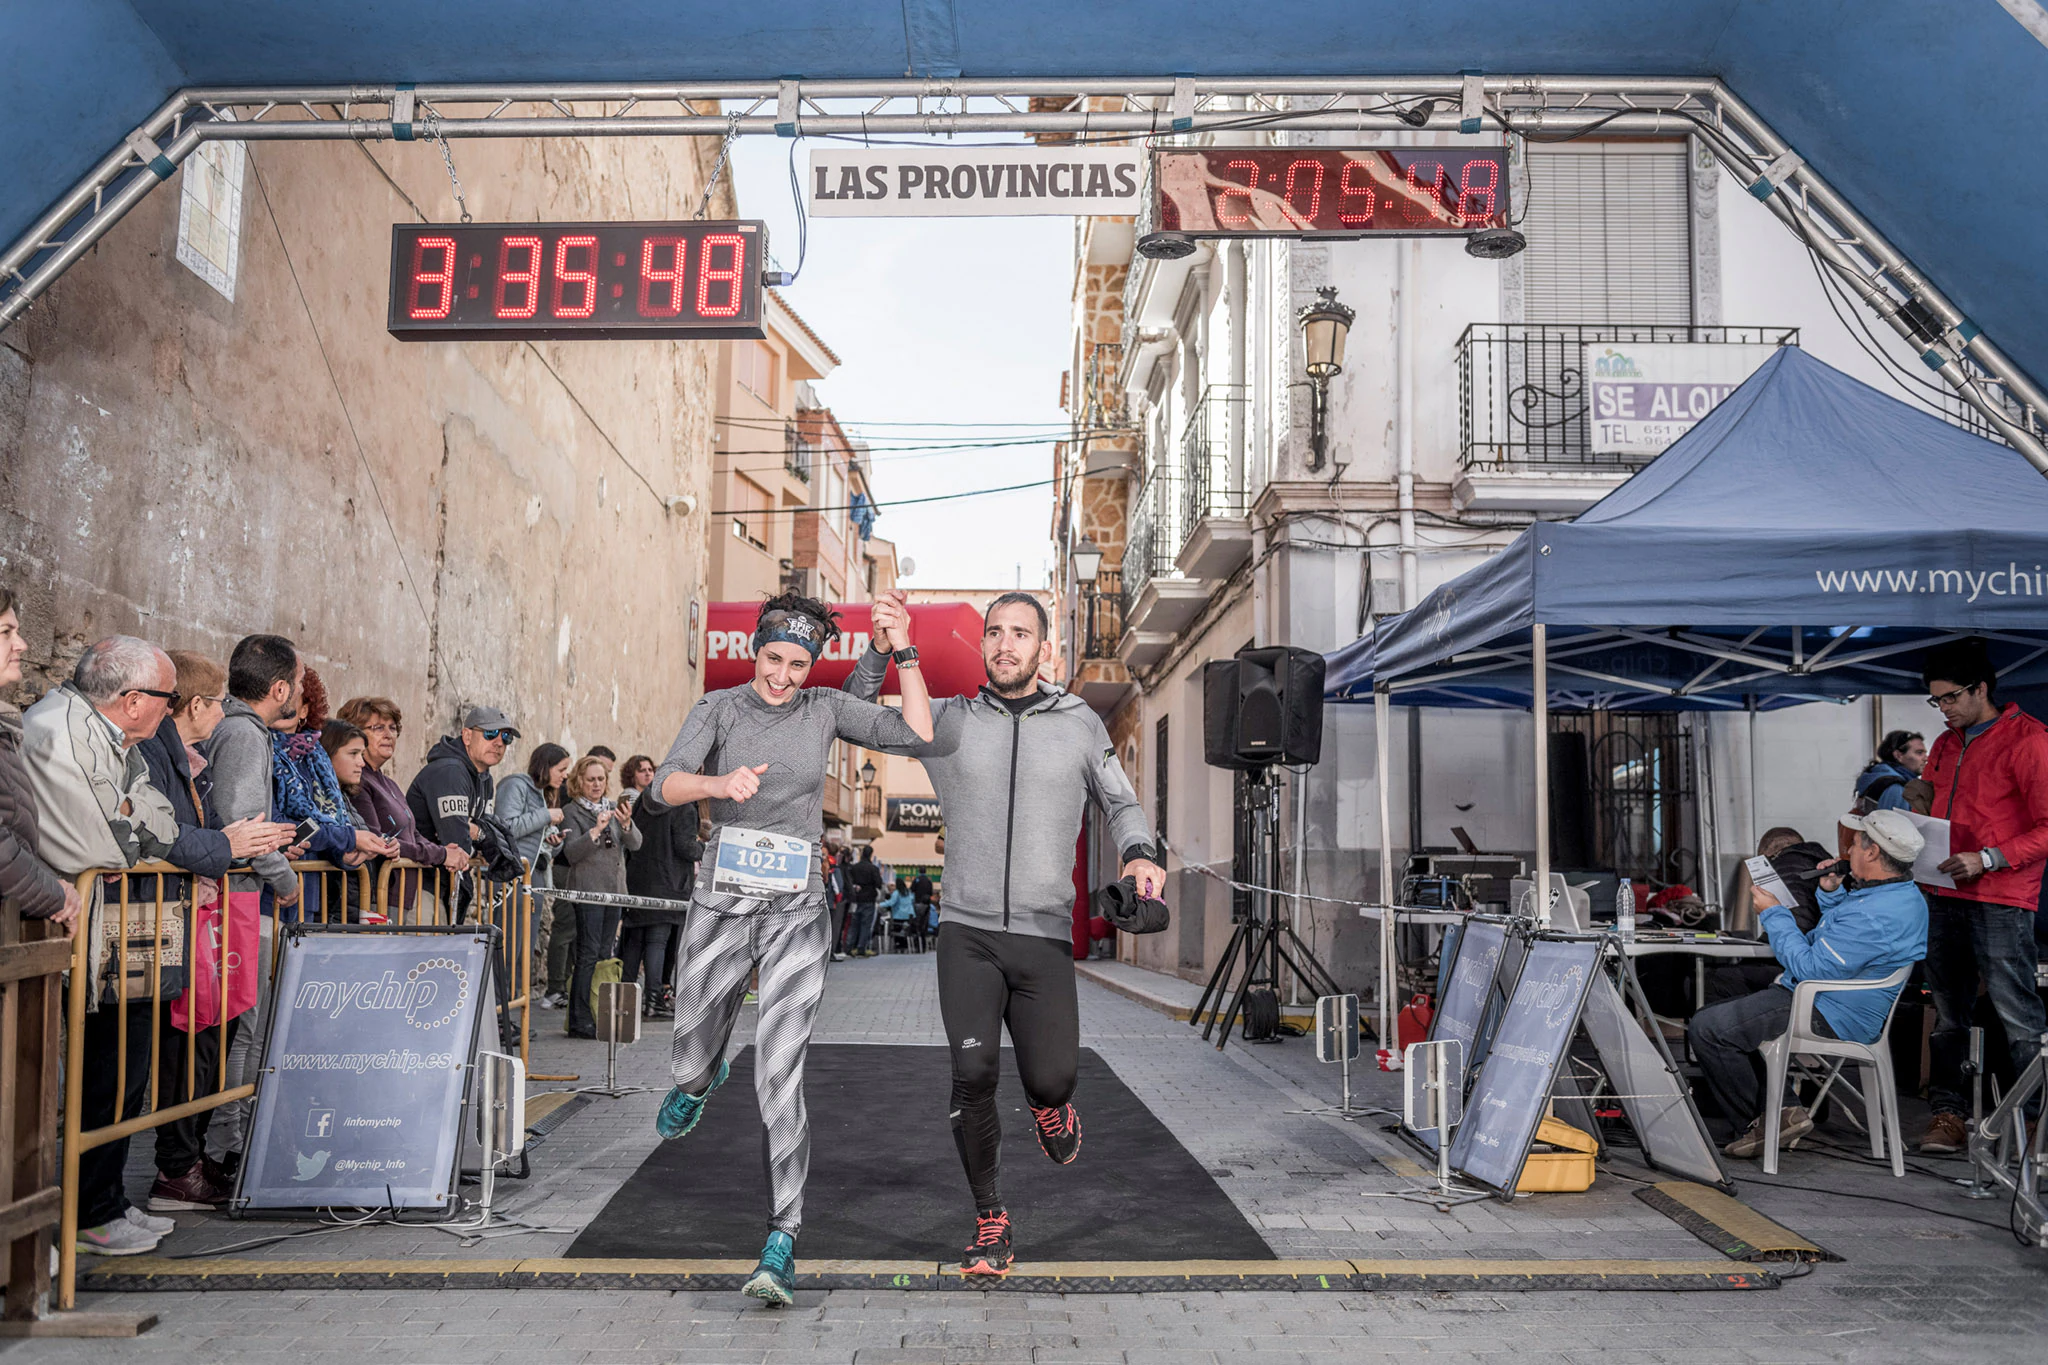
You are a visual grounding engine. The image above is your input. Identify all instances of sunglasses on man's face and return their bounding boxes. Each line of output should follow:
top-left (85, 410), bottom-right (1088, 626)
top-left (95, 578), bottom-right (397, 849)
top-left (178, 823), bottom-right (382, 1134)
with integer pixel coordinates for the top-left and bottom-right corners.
top-left (476, 728), bottom-right (513, 742)
top-left (126, 687), bottom-right (177, 704)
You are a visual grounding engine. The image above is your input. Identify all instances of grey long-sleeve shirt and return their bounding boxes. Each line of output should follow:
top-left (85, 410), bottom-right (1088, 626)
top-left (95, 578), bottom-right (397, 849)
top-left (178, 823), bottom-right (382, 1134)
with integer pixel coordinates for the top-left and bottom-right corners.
top-left (204, 698), bottom-right (296, 898)
top-left (843, 650), bottom-right (1154, 943)
top-left (642, 682), bottom-right (921, 897)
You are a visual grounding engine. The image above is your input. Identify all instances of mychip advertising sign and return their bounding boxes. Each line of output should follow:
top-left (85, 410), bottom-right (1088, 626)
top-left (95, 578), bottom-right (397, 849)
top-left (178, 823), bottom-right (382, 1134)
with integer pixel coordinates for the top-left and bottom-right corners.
top-left (1585, 342), bottom-right (1782, 456)
top-left (237, 927), bottom-right (494, 1211)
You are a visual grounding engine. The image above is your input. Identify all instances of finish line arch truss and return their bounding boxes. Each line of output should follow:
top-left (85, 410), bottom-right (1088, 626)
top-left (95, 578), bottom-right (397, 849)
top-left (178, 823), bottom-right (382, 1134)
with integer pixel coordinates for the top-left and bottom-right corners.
top-left (3, 73), bottom-right (2042, 469)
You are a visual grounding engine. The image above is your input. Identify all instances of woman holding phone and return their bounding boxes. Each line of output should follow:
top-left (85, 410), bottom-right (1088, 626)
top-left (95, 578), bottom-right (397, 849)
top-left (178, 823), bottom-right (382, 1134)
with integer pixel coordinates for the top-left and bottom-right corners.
top-left (640, 590), bottom-right (930, 1306)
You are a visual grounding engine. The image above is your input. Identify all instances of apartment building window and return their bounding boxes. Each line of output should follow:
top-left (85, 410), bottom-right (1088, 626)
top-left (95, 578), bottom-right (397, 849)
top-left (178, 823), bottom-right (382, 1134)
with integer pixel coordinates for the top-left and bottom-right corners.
top-left (1521, 143), bottom-right (1692, 325)
top-left (1154, 716), bottom-right (1170, 847)
top-left (822, 461), bottom-right (846, 527)
top-left (729, 476), bottom-right (770, 550)
top-left (736, 339), bottom-right (779, 406)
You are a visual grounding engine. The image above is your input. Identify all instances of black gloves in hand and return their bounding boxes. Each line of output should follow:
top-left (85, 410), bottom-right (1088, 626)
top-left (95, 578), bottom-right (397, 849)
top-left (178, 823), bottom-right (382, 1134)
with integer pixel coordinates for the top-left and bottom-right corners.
top-left (1095, 876), bottom-right (1170, 934)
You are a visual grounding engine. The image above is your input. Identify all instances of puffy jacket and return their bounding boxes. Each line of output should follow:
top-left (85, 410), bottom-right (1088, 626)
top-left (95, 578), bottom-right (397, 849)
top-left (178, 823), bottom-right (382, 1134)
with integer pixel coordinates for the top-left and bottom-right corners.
top-left (0, 701), bottom-right (68, 919)
top-left (1758, 877), bottom-right (1928, 1044)
top-left (491, 772), bottom-right (554, 870)
top-left (1922, 703), bottom-right (2048, 910)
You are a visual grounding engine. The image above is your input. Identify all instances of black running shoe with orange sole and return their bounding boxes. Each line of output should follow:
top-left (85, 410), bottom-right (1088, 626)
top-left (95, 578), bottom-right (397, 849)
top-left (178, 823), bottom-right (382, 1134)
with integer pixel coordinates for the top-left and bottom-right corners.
top-left (1032, 1102), bottom-right (1081, 1165)
top-left (961, 1209), bottom-right (1013, 1276)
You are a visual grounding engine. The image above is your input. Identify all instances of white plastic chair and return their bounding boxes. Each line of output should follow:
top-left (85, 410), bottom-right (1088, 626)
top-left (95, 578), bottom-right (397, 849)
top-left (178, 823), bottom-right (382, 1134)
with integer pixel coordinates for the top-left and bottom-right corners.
top-left (1759, 964), bottom-right (1913, 1177)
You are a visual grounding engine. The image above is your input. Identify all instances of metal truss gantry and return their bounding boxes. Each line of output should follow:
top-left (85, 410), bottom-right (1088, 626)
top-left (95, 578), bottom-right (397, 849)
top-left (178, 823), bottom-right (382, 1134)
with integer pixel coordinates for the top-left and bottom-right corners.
top-left (2, 74), bottom-right (2041, 470)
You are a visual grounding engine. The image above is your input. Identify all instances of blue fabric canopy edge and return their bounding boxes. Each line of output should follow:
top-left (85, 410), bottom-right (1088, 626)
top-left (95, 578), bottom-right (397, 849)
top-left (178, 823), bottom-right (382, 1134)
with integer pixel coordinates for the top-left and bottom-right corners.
top-left (1327, 348), bottom-right (2048, 711)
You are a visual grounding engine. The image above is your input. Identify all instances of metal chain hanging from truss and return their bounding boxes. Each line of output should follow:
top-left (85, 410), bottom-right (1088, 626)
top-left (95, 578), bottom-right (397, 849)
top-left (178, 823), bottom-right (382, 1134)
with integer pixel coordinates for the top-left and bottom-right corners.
top-left (694, 111), bottom-right (743, 220)
top-left (422, 107), bottom-right (473, 223)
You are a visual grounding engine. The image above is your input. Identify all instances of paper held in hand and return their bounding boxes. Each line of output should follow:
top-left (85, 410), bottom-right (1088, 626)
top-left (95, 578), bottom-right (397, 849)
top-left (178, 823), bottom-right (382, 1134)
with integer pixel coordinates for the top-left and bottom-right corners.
top-left (1744, 856), bottom-right (1798, 910)
top-left (1900, 812), bottom-right (1955, 889)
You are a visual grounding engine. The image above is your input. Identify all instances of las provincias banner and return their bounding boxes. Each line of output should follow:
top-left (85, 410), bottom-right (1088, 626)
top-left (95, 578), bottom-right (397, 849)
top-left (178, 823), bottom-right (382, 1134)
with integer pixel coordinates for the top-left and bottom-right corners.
top-left (807, 147), bottom-right (1143, 218)
top-left (704, 602), bottom-right (992, 697)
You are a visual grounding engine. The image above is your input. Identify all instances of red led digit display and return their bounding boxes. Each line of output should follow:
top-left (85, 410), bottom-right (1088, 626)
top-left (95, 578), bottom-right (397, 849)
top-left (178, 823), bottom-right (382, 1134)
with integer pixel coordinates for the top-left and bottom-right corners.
top-left (550, 235), bottom-right (599, 319)
top-left (1153, 148), bottom-right (1510, 238)
top-left (388, 220), bottom-right (767, 341)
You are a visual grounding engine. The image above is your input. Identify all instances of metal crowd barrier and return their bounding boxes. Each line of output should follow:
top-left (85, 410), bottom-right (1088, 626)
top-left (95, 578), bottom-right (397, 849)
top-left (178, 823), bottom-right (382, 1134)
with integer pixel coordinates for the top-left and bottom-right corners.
top-left (54, 855), bottom-right (532, 1310)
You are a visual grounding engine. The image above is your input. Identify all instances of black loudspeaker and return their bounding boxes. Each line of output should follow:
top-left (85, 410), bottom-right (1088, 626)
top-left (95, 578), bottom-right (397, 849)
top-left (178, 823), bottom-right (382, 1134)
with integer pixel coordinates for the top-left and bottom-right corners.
top-left (1203, 647), bottom-right (1325, 768)
top-left (1203, 660), bottom-right (1263, 771)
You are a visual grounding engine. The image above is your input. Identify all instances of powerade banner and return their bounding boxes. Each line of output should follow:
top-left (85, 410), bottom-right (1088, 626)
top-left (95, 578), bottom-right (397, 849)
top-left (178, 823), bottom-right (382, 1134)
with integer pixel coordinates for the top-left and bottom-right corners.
top-left (886, 796), bottom-right (945, 833)
top-left (238, 928), bottom-right (493, 1211)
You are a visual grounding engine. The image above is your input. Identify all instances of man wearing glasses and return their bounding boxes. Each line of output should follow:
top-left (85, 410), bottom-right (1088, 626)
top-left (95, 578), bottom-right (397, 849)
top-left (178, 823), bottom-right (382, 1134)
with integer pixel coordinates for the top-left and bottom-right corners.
top-left (1917, 637), bottom-right (2048, 1153)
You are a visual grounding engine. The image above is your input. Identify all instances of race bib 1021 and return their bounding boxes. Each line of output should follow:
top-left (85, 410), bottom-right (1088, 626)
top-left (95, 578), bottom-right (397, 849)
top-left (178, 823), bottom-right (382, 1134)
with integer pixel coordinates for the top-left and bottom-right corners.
top-left (711, 826), bottom-right (813, 899)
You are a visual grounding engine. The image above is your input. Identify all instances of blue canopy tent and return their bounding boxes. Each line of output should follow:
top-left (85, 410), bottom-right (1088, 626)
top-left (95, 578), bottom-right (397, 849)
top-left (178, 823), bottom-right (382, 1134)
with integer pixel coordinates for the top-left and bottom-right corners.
top-left (1322, 346), bottom-right (2048, 1036)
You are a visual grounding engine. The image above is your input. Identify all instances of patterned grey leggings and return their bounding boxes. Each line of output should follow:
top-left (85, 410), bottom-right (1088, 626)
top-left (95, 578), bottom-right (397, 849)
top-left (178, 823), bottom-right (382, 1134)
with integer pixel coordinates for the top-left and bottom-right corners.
top-left (670, 888), bottom-right (831, 1236)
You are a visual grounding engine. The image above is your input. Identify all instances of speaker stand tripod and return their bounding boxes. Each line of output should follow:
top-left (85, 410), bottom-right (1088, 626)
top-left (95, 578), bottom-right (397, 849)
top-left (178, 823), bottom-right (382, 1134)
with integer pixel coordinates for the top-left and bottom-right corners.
top-left (1192, 767), bottom-right (1343, 1050)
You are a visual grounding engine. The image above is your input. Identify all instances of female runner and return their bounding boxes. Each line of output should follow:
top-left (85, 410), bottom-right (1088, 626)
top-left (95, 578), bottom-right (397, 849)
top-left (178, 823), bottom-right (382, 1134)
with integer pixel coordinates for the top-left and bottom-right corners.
top-left (640, 591), bottom-right (928, 1305)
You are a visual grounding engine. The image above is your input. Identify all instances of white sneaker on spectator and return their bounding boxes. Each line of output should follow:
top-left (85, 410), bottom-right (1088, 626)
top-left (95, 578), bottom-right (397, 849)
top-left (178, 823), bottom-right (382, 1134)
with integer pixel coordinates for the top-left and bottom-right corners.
top-left (77, 1218), bottom-right (159, 1256)
top-left (125, 1206), bottom-right (175, 1237)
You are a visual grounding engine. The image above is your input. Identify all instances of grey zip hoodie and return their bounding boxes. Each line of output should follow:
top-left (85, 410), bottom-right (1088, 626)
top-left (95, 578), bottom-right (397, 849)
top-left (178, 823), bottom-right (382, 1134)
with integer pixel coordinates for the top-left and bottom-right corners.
top-left (205, 696), bottom-right (295, 898)
top-left (846, 650), bottom-right (1152, 943)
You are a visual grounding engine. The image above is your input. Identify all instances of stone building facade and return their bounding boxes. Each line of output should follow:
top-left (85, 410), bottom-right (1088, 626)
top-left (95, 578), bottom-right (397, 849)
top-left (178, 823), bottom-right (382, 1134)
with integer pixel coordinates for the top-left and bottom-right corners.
top-left (0, 111), bottom-right (734, 769)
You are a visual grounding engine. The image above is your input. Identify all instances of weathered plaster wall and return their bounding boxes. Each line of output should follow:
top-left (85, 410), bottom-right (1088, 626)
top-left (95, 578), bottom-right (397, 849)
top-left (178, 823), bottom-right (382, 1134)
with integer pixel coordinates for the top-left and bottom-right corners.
top-left (0, 114), bottom-right (732, 770)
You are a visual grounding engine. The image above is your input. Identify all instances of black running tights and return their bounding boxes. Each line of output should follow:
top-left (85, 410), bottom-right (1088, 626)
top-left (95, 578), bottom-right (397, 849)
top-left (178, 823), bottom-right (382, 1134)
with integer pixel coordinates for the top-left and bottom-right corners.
top-left (936, 922), bottom-right (1079, 1213)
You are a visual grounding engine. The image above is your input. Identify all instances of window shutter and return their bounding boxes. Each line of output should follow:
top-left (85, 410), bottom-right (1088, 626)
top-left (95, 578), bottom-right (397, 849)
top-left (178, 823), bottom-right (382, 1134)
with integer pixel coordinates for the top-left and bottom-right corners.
top-left (1522, 144), bottom-right (1692, 325)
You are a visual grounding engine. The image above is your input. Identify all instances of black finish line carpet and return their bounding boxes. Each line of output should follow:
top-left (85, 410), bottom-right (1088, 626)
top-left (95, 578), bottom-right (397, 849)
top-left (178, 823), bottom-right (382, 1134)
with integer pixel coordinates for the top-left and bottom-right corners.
top-left (566, 1043), bottom-right (1273, 1263)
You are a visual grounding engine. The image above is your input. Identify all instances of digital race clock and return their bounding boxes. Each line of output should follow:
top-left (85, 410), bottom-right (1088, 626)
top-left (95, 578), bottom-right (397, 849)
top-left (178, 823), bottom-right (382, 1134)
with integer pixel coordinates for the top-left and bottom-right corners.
top-left (387, 220), bottom-right (767, 341)
top-left (1152, 148), bottom-right (1510, 239)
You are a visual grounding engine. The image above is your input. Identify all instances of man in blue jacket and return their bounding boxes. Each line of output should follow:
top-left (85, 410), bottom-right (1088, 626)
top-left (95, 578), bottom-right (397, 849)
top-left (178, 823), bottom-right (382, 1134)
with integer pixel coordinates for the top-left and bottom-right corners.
top-left (1689, 808), bottom-right (1929, 1159)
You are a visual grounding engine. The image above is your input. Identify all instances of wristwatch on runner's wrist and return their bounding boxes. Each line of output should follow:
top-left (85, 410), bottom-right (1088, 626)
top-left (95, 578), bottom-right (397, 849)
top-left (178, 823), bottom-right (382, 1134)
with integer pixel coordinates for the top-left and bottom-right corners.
top-left (893, 647), bottom-right (920, 667)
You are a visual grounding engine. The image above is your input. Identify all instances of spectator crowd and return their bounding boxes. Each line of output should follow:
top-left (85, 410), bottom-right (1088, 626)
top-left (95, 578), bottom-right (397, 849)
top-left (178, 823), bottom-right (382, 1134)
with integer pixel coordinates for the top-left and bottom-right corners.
top-left (0, 588), bottom-right (939, 1263)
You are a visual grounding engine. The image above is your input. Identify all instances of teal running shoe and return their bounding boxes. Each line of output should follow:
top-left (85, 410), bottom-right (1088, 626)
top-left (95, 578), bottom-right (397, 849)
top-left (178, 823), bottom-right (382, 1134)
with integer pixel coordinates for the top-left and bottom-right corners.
top-left (654, 1058), bottom-right (728, 1140)
top-left (742, 1229), bottom-right (796, 1307)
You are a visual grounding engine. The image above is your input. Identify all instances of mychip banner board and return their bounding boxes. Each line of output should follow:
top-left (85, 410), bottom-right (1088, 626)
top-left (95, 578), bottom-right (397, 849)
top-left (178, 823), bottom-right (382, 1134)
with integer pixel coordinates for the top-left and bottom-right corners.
top-left (1447, 936), bottom-right (1601, 1197)
top-left (1412, 917), bottom-right (1510, 1154)
top-left (237, 925), bottom-right (494, 1212)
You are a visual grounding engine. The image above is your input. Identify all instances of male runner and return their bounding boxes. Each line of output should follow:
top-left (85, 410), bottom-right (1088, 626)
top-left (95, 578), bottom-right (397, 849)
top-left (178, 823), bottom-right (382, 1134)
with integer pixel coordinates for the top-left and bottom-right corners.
top-left (642, 592), bottom-right (932, 1305)
top-left (846, 591), bottom-right (1162, 1275)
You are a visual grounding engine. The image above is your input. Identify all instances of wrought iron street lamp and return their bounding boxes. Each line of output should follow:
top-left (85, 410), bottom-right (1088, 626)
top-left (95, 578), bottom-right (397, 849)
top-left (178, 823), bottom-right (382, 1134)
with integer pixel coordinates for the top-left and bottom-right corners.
top-left (1297, 286), bottom-right (1354, 471)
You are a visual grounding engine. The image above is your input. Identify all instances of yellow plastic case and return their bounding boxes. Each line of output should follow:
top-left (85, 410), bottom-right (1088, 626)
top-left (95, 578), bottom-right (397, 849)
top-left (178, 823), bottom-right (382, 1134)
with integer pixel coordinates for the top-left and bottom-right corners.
top-left (1515, 1115), bottom-right (1599, 1193)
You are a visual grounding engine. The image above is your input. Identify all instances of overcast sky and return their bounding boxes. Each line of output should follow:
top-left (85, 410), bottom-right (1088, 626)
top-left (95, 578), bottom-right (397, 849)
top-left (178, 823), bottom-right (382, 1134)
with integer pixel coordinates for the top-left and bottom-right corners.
top-left (725, 135), bottom-right (1068, 591)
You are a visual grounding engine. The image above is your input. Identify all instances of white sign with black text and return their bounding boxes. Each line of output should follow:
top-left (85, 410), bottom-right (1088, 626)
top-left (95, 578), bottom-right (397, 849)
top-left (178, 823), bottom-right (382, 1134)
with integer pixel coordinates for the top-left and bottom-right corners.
top-left (807, 147), bottom-right (1144, 218)
top-left (1585, 342), bottom-right (1782, 455)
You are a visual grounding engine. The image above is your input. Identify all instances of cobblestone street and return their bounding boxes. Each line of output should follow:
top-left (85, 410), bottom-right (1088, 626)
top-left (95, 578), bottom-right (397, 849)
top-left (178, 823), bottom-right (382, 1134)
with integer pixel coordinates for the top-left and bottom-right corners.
top-left (17, 952), bottom-right (2048, 1363)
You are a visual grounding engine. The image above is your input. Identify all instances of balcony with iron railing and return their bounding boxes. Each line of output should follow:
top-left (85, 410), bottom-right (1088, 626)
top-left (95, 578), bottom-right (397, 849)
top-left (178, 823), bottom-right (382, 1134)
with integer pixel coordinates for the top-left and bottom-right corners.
top-left (1118, 464), bottom-right (1208, 661)
top-left (784, 423), bottom-right (814, 483)
top-left (1177, 384), bottom-right (1253, 580)
top-left (1121, 463), bottom-right (1182, 613)
top-left (1080, 567), bottom-right (1124, 659)
top-left (1458, 323), bottom-right (1800, 472)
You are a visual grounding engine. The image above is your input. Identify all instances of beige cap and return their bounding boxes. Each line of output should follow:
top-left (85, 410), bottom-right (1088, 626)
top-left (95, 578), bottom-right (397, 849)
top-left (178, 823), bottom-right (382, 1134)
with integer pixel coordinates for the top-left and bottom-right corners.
top-left (1840, 808), bottom-right (1925, 865)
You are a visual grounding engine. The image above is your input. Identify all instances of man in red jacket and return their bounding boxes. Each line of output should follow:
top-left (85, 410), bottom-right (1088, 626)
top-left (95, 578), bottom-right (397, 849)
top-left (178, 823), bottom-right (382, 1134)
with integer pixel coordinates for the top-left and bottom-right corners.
top-left (1918, 638), bottom-right (2048, 1153)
